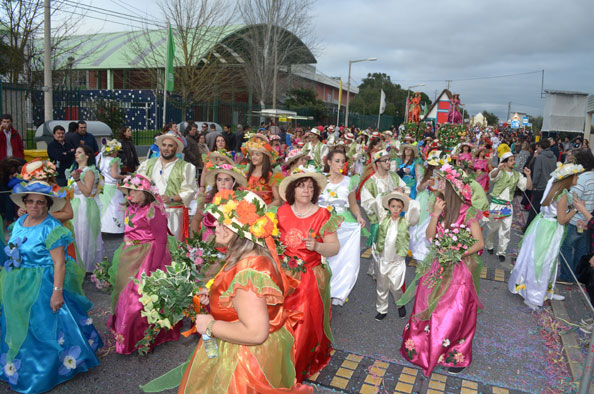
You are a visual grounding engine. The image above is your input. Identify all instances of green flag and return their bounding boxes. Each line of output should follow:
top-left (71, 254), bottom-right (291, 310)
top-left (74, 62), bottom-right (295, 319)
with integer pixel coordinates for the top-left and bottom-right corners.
top-left (165, 24), bottom-right (174, 92)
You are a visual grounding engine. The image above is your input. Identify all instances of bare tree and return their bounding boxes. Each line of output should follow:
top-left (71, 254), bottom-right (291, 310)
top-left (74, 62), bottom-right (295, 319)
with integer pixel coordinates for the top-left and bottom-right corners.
top-left (0, 0), bottom-right (84, 85)
top-left (237, 0), bottom-right (317, 108)
top-left (128, 0), bottom-right (240, 115)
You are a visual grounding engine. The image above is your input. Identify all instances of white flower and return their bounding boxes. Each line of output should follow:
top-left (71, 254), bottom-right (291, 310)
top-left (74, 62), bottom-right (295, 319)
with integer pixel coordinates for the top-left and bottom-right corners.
top-left (63, 356), bottom-right (77, 370)
top-left (459, 338), bottom-right (466, 344)
top-left (4, 363), bottom-right (16, 376)
top-left (424, 325), bottom-right (430, 333)
top-left (442, 338), bottom-right (450, 347)
top-left (84, 318), bottom-right (93, 326)
top-left (88, 339), bottom-right (94, 347)
top-left (58, 337), bottom-right (65, 345)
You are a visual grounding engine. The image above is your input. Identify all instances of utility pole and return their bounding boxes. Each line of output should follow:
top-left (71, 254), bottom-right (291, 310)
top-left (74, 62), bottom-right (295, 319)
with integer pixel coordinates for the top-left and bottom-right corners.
top-left (272, 31), bottom-right (278, 110)
top-left (446, 80), bottom-right (452, 90)
top-left (43, 0), bottom-right (53, 122)
top-left (507, 101), bottom-right (511, 123)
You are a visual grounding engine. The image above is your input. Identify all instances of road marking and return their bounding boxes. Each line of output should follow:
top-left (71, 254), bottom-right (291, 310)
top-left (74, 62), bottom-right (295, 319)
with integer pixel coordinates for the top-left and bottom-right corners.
top-left (307, 349), bottom-right (530, 394)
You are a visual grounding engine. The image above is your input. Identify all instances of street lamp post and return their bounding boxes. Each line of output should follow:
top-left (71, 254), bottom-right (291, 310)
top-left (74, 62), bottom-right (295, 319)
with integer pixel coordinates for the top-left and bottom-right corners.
top-left (404, 84), bottom-right (425, 123)
top-left (345, 57), bottom-right (377, 129)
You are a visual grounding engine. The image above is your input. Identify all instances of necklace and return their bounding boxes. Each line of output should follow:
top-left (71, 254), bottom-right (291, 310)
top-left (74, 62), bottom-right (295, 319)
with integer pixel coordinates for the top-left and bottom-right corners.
top-left (292, 203), bottom-right (315, 218)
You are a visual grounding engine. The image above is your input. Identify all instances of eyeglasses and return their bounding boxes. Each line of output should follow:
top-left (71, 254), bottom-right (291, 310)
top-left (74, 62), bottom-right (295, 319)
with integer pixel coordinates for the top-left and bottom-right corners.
top-left (377, 159), bottom-right (390, 163)
top-left (25, 199), bottom-right (47, 206)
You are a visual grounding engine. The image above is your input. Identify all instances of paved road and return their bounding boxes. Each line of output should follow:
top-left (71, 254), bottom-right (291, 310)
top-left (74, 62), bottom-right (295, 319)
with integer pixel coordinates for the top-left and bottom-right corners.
top-left (0, 207), bottom-right (589, 394)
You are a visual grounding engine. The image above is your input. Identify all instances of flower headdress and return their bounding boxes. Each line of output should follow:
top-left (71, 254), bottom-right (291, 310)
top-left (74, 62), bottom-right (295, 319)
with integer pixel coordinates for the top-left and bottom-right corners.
top-left (436, 163), bottom-right (472, 203)
top-left (102, 138), bottom-right (122, 154)
top-left (206, 189), bottom-right (279, 247)
top-left (284, 147), bottom-right (308, 167)
top-left (242, 138), bottom-right (279, 162)
top-left (204, 163), bottom-right (247, 187)
top-left (119, 174), bottom-right (166, 209)
top-left (10, 180), bottom-right (66, 212)
top-left (204, 149), bottom-right (234, 170)
top-left (550, 163), bottom-right (584, 182)
top-left (20, 159), bottom-right (57, 181)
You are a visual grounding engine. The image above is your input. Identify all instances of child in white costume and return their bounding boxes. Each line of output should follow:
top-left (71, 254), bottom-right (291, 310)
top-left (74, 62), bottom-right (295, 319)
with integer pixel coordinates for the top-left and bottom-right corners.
top-left (372, 191), bottom-right (420, 320)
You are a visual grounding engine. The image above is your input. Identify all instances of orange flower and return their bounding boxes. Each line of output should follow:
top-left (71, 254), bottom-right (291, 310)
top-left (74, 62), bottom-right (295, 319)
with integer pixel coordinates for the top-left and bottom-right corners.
top-left (213, 189), bottom-right (234, 202)
top-left (250, 215), bottom-right (274, 238)
top-left (236, 200), bottom-right (260, 225)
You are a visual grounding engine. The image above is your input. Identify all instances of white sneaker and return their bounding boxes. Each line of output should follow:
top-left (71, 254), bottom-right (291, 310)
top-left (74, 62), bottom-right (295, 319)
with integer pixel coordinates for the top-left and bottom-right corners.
top-left (551, 294), bottom-right (565, 301)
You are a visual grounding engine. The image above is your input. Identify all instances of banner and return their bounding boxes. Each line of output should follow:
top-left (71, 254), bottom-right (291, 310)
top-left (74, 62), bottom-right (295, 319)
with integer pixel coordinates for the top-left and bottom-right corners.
top-left (165, 24), bottom-right (175, 92)
top-left (379, 89), bottom-right (386, 114)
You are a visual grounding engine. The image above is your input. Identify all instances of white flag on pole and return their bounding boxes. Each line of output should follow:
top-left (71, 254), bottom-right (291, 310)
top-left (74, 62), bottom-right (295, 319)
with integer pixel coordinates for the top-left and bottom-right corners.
top-left (379, 89), bottom-right (386, 114)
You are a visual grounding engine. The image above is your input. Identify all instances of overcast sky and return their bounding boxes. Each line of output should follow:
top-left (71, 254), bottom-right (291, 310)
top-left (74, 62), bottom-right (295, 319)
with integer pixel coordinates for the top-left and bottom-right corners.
top-left (69, 0), bottom-right (594, 121)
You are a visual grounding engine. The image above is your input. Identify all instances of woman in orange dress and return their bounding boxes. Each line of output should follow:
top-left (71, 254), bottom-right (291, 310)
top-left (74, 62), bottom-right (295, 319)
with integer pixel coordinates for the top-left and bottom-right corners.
top-left (244, 139), bottom-right (282, 206)
top-left (178, 190), bottom-right (311, 393)
top-left (277, 168), bottom-right (341, 382)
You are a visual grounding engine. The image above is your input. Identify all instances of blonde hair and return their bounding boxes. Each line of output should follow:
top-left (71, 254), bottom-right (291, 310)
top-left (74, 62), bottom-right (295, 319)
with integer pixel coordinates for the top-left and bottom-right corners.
top-left (225, 232), bottom-right (275, 270)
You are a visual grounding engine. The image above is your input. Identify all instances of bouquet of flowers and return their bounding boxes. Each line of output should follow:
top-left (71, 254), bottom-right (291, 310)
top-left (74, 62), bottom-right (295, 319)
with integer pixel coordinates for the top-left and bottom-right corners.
top-left (403, 122), bottom-right (424, 141)
top-left (133, 236), bottom-right (224, 355)
top-left (425, 223), bottom-right (476, 287)
top-left (437, 124), bottom-right (467, 148)
top-left (91, 257), bottom-right (112, 290)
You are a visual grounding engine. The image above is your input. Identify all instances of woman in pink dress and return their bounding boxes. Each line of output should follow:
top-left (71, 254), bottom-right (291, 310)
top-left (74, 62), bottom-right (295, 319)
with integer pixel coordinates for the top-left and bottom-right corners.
top-left (473, 148), bottom-right (491, 193)
top-left (108, 174), bottom-right (180, 354)
top-left (398, 164), bottom-right (484, 376)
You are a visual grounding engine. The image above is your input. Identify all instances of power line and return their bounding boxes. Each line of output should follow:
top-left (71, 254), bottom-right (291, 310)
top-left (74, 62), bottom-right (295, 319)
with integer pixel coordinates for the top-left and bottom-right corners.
top-left (59, 0), bottom-right (165, 28)
top-left (393, 70), bottom-right (543, 84)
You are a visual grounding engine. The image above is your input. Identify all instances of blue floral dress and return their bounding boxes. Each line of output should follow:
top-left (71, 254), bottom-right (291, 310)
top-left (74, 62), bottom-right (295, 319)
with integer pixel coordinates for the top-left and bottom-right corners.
top-left (0, 214), bottom-right (102, 393)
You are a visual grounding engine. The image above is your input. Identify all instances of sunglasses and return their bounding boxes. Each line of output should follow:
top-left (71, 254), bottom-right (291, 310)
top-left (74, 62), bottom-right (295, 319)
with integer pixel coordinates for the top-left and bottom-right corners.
top-left (377, 159), bottom-right (390, 163)
top-left (25, 199), bottom-right (47, 206)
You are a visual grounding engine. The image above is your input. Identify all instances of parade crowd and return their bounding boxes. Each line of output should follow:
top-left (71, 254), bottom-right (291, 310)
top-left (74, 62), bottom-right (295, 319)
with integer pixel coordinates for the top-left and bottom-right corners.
top-left (0, 110), bottom-right (593, 393)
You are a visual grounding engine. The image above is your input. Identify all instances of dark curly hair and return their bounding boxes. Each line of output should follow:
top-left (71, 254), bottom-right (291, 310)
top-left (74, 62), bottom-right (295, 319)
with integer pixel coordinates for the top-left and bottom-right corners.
top-left (284, 177), bottom-right (321, 205)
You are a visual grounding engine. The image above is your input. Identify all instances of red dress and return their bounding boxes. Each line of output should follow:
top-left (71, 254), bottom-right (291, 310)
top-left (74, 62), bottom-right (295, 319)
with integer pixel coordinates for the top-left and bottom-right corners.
top-left (277, 204), bottom-right (335, 382)
top-left (247, 173), bottom-right (274, 204)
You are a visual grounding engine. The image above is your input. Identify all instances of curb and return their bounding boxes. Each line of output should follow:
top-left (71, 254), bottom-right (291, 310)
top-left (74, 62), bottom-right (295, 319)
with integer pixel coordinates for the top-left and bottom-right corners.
top-left (551, 299), bottom-right (594, 393)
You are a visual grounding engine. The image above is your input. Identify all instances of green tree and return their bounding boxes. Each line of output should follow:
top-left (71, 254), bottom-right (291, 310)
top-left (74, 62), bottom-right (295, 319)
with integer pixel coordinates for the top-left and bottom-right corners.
top-left (481, 110), bottom-right (499, 126)
top-left (528, 115), bottom-right (543, 132)
top-left (350, 72), bottom-right (431, 118)
top-left (285, 88), bottom-right (328, 122)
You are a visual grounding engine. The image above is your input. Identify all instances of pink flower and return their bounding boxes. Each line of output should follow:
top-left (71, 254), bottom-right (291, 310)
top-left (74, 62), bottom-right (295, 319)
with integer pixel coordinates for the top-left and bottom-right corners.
top-left (452, 229), bottom-right (459, 234)
top-left (452, 235), bottom-right (458, 241)
top-left (457, 243), bottom-right (462, 248)
top-left (405, 339), bottom-right (415, 351)
top-left (463, 245), bottom-right (468, 250)
top-left (287, 258), bottom-right (299, 268)
top-left (435, 241), bottom-right (441, 246)
top-left (454, 352), bottom-right (465, 364)
top-left (194, 256), bottom-right (203, 266)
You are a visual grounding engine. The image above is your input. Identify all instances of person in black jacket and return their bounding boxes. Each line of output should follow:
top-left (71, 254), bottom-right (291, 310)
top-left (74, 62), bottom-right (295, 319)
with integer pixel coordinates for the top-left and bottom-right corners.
top-left (117, 126), bottom-right (139, 174)
top-left (47, 125), bottom-right (75, 186)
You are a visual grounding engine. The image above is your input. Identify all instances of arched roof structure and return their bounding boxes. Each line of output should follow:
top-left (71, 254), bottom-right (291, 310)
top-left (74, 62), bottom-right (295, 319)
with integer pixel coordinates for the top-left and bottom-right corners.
top-left (51, 24), bottom-right (316, 70)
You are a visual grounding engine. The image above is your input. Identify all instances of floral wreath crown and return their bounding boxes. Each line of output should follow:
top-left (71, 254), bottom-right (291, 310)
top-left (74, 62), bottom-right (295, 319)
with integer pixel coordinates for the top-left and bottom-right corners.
top-left (436, 163), bottom-right (472, 203)
top-left (102, 138), bottom-right (122, 154)
top-left (242, 138), bottom-right (279, 161)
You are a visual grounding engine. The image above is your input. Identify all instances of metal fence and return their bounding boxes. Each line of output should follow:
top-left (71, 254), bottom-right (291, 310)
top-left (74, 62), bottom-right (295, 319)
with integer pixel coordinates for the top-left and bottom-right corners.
top-left (0, 81), bottom-right (403, 148)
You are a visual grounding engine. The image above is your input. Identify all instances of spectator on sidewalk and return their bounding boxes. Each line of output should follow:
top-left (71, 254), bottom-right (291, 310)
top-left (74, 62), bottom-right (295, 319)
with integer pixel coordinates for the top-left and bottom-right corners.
top-left (234, 124), bottom-right (245, 152)
top-left (182, 122), bottom-right (202, 175)
top-left (559, 149), bottom-right (594, 283)
top-left (524, 140), bottom-right (557, 231)
top-left (117, 126), bottom-right (139, 174)
top-left (65, 121), bottom-right (79, 147)
top-left (222, 124), bottom-right (236, 153)
top-left (0, 113), bottom-right (25, 161)
top-left (47, 125), bottom-right (75, 186)
top-left (549, 137), bottom-right (560, 161)
top-left (77, 120), bottom-right (99, 154)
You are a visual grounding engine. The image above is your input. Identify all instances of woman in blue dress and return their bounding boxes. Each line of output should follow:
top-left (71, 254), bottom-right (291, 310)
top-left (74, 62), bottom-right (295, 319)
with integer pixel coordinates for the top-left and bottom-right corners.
top-left (0, 181), bottom-right (102, 393)
top-left (397, 144), bottom-right (422, 199)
